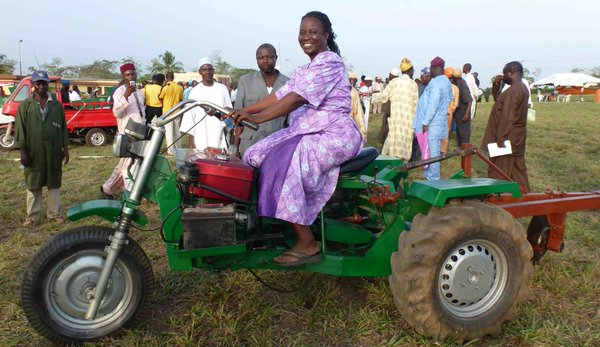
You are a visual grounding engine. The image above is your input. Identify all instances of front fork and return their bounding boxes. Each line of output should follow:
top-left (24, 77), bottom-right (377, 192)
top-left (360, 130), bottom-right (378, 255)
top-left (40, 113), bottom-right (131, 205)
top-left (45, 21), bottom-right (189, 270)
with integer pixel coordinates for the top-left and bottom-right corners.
top-left (85, 125), bottom-right (165, 320)
top-left (85, 211), bottom-right (134, 319)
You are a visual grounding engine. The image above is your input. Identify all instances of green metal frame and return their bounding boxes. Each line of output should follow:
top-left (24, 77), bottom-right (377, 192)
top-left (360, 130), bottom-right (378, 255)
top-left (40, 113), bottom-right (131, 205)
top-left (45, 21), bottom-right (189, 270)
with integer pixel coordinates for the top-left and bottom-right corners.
top-left (67, 153), bottom-right (523, 278)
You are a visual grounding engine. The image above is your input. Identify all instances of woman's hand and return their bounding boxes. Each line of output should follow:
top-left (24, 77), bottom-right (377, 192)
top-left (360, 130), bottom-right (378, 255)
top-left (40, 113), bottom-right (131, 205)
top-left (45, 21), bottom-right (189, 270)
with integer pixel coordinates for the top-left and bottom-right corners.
top-left (226, 109), bottom-right (256, 126)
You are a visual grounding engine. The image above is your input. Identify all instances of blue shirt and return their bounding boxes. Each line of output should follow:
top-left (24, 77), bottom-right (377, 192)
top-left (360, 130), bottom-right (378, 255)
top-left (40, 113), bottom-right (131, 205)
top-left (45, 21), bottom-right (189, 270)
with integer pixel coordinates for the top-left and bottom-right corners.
top-left (413, 75), bottom-right (453, 139)
top-left (183, 86), bottom-right (193, 100)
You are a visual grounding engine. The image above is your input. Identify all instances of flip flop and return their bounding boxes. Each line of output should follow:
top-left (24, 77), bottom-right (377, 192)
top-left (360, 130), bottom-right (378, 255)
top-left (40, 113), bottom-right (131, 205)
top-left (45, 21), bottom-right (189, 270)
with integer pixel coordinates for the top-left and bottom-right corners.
top-left (273, 249), bottom-right (322, 267)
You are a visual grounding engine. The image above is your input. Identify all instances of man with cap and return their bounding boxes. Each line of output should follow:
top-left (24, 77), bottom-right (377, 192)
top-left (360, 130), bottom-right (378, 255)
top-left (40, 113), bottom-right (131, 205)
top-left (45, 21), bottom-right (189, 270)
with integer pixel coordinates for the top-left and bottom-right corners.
top-left (373, 58), bottom-right (418, 162)
top-left (348, 72), bottom-right (366, 140)
top-left (359, 76), bottom-right (373, 131)
top-left (15, 71), bottom-right (69, 226)
top-left (413, 56), bottom-right (453, 180)
top-left (416, 67), bottom-right (431, 97)
top-left (180, 57), bottom-right (232, 151)
top-left (234, 43), bottom-right (290, 156)
top-left (60, 80), bottom-right (70, 103)
top-left (451, 68), bottom-right (473, 148)
top-left (101, 63), bottom-right (145, 199)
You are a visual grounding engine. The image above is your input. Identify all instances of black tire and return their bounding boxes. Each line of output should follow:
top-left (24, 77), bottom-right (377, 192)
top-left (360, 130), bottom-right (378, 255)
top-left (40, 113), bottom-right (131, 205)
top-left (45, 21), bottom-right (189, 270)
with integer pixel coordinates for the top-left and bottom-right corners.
top-left (85, 128), bottom-right (108, 147)
top-left (389, 200), bottom-right (533, 341)
top-left (21, 226), bottom-right (154, 344)
top-left (0, 127), bottom-right (15, 150)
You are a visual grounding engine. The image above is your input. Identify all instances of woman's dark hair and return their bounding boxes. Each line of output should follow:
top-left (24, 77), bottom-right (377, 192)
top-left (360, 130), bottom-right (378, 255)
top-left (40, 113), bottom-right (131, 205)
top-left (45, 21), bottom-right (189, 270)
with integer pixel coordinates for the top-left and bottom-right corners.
top-left (302, 11), bottom-right (340, 56)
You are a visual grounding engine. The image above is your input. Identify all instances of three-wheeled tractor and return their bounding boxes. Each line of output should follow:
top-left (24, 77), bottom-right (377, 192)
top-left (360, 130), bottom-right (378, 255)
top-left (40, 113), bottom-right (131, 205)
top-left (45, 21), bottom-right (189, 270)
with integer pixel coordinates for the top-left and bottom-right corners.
top-left (20, 100), bottom-right (600, 344)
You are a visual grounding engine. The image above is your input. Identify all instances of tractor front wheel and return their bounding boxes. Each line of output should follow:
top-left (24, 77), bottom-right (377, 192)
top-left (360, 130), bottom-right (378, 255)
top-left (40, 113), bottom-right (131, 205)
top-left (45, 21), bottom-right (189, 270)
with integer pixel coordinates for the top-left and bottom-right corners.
top-left (21, 226), bottom-right (154, 344)
top-left (389, 200), bottom-right (533, 341)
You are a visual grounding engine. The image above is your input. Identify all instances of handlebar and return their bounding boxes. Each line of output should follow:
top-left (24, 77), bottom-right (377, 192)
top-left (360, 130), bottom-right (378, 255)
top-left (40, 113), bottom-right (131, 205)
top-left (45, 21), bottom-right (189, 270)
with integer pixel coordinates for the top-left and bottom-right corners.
top-left (155, 100), bottom-right (259, 131)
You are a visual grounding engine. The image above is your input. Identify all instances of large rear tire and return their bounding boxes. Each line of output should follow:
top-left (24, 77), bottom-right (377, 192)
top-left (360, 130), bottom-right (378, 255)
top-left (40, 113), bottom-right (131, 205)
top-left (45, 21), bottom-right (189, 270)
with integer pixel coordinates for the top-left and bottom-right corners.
top-left (21, 226), bottom-right (154, 344)
top-left (0, 127), bottom-right (15, 149)
top-left (389, 200), bottom-right (533, 341)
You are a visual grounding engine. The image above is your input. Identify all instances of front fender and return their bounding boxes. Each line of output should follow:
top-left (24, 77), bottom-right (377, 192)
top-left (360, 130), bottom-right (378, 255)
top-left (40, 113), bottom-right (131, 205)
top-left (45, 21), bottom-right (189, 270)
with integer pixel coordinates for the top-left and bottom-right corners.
top-left (67, 199), bottom-right (148, 226)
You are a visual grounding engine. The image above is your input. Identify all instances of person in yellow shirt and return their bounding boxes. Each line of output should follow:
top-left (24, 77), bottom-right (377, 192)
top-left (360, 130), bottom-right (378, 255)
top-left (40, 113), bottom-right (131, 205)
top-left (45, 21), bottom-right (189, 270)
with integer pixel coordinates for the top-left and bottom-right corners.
top-left (143, 74), bottom-right (164, 124)
top-left (159, 72), bottom-right (184, 154)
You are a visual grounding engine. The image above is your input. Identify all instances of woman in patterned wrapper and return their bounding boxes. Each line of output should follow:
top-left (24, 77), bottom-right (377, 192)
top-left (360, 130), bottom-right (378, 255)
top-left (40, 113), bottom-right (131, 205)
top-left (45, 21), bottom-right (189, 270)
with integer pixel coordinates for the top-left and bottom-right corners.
top-left (228, 11), bottom-right (363, 267)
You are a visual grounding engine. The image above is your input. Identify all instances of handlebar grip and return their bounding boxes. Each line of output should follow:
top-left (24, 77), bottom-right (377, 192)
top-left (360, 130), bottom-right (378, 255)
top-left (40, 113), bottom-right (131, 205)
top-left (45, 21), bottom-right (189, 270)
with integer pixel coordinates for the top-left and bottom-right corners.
top-left (240, 119), bottom-right (259, 131)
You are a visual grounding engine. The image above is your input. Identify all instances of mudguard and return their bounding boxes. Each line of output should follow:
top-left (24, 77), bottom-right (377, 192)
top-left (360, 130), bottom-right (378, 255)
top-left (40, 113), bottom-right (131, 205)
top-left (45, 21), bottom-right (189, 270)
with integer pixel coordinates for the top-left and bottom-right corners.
top-left (67, 199), bottom-right (148, 226)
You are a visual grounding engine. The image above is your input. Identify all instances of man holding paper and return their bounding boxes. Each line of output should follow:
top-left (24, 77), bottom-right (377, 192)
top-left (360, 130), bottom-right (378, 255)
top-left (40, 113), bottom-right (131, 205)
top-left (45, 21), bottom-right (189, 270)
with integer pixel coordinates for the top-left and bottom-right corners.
top-left (481, 61), bottom-right (530, 191)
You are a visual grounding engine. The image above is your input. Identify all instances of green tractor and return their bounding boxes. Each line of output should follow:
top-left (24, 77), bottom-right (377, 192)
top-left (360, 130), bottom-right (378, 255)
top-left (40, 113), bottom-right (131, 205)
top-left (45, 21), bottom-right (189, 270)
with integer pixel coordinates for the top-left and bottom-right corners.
top-left (21, 100), bottom-right (538, 343)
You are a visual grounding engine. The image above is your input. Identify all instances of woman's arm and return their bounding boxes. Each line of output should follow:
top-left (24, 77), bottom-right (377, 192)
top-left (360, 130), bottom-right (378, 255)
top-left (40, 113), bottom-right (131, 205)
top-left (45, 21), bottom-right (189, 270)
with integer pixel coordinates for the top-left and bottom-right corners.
top-left (233, 92), bottom-right (307, 125)
top-left (240, 93), bottom-right (278, 114)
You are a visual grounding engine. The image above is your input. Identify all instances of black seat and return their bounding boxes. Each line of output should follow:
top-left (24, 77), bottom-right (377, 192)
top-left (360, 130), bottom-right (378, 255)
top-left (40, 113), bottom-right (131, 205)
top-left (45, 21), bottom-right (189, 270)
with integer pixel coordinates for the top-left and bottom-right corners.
top-left (339, 147), bottom-right (379, 174)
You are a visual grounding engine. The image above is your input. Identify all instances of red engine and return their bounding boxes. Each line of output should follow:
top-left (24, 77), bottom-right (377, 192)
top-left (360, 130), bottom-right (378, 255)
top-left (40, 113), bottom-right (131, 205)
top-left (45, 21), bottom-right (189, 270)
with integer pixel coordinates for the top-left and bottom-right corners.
top-left (187, 149), bottom-right (255, 203)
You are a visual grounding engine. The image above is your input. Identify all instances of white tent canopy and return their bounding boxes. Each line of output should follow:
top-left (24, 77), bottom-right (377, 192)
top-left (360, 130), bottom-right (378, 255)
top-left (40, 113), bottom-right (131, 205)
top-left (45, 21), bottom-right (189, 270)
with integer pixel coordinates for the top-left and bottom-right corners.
top-left (531, 73), bottom-right (600, 87)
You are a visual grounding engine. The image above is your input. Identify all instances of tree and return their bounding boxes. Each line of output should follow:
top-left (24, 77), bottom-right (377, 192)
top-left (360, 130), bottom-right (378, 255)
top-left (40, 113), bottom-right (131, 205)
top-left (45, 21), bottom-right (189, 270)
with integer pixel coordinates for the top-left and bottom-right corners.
top-left (149, 51), bottom-right (184, 74)
top-left (78, 59), bottom-right (120, 79)
top-left (570, 68), bottom-right (585, 73)
top-left (0, 54), bottom-right (16, 74)
top-left (229, 67), bottom-right (257, 85)
top-left (211, 50), bottom-right (233, 75)
top-left (522, 67), bottom-right (534, 84)
top-left (41, 57), bottom-right (80, 78)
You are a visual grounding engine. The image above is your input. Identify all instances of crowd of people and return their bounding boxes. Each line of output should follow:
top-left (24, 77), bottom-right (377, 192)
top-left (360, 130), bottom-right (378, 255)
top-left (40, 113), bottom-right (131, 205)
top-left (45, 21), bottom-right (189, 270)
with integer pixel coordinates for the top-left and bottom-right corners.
top-left (352, 59), bottom-right (530, 187)
top-left (14, 10), bottom-right (531, 269)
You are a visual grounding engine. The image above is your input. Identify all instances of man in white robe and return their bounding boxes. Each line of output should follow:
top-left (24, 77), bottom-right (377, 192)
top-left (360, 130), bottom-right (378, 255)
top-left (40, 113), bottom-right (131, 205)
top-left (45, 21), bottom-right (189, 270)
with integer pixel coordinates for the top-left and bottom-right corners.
top-left (180, 57), bottom-right (232, 150)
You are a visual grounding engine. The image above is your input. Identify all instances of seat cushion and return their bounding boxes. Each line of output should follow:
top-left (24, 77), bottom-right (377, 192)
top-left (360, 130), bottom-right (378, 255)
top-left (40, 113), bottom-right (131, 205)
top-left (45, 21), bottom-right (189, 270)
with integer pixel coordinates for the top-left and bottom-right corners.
top-left (339, 147), bottom-right (379, 174)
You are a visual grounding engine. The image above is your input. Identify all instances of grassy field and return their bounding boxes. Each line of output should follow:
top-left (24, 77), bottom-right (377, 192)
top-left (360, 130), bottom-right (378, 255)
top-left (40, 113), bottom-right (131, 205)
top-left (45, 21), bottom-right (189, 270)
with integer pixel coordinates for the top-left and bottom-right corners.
top-left (0, 100), bottom-right (599, 346)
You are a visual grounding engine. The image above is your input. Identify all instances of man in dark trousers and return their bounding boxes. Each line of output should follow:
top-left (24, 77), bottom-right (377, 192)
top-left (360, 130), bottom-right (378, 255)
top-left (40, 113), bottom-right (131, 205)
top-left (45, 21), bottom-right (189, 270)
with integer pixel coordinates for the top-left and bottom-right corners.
top-left (234, 43), bottom-right (289, 156)
top-left (481, 61), bottom-right (530, 191)
top-left (15, 71), bottom-right (69, 226)
top-left (451, 68), bottom-right (473, 147)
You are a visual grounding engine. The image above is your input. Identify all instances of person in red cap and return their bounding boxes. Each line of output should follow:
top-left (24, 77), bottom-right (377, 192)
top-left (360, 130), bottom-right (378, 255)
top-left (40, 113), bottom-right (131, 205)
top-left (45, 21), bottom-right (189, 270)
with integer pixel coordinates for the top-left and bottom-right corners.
top-left (412, 56), bottom-right (453, 180)
top-left (100, 63), bottom-right (146, 199)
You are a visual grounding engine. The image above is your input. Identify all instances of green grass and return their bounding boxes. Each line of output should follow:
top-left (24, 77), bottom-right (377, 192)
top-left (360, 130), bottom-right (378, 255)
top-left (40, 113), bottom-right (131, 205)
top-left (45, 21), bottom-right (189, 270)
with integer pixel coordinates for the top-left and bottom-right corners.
top-left (0, 100), bottom-right (599, 346)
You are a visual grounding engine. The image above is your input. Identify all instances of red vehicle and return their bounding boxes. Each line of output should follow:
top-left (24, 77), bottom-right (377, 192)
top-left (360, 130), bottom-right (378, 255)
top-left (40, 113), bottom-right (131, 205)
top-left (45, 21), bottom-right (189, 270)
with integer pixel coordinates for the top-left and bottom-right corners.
top-left (0, 76), bottom-right (117, 149)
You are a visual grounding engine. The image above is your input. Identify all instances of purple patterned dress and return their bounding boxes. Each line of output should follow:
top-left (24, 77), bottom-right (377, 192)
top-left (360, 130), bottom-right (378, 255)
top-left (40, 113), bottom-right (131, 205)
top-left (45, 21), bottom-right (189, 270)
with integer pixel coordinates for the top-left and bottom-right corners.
top-left (243, 51), bottom-right (363, 225)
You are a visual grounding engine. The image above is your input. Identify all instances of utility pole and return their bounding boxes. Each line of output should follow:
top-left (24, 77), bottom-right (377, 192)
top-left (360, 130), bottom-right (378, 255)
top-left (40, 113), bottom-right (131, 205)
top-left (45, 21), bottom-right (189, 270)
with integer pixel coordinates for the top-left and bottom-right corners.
top-left (18, 39), bottom-right (23, 77)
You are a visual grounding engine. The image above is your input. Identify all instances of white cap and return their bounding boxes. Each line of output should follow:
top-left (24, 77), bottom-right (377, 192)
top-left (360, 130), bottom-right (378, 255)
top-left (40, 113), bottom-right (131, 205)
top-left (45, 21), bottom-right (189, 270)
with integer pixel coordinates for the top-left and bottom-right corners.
top-left (198, 57), bottom-right (213, 68)
top-left (364, 76), bottom-right (373, 81)
top-left (390, 68), bottom-right (401, 77)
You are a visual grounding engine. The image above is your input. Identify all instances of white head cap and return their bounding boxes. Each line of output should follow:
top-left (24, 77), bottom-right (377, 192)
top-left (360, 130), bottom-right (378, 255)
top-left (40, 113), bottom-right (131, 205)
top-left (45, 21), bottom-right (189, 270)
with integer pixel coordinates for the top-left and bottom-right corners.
top-left (198, 57), bottom-right (213, 69)
top-left (364, 76), bottom-right (373, 81)
top-left (390, 68), bottom-right (401, 77)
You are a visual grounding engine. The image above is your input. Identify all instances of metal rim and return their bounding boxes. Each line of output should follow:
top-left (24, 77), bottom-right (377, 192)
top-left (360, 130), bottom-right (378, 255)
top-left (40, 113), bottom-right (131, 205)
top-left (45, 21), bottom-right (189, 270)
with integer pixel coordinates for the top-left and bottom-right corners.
top-left (42, 249), bottom-right (135, 331)
top-left (0, 132), bottom-right (14, 148)
top-left (89, 131), bottom-right (106, 146)
top-left (437, 238), bottom-right (508, 318)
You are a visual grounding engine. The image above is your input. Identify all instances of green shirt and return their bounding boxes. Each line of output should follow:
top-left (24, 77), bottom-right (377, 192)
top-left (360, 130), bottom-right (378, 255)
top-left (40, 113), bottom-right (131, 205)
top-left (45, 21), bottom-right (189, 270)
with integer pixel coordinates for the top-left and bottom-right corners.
top-left (14, 93), bottom-right (69, 189)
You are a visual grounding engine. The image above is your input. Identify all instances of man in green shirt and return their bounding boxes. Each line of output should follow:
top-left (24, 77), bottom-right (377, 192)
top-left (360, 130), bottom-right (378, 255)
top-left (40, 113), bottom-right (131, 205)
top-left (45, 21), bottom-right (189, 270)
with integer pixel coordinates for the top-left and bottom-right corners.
top-left (15, 71), bottom-right (69, 226)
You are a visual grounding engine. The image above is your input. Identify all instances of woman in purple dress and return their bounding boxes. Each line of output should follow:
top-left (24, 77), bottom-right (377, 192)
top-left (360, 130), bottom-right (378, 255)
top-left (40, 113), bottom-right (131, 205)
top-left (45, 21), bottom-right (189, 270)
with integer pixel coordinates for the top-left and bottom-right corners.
top-left (229, 11), bottom-right (363, 266)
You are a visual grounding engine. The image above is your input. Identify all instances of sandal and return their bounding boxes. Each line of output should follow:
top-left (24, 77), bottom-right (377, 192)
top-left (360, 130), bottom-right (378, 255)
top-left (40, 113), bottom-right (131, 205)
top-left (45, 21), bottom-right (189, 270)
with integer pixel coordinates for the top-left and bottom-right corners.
top-left (273, 249), bottom-right (322, 267)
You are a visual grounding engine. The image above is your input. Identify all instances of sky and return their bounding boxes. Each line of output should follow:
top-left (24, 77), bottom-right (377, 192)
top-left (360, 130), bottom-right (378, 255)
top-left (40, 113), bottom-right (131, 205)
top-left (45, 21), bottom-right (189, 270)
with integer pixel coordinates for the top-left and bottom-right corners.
top-left (2, 0), bottom-right (599, 88)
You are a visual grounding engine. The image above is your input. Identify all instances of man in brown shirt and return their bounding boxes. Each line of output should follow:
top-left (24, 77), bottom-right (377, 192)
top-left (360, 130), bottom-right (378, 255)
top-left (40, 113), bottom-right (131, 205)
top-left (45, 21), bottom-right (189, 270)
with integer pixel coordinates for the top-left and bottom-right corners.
top-left (481, 61), bottom-right (530, 191)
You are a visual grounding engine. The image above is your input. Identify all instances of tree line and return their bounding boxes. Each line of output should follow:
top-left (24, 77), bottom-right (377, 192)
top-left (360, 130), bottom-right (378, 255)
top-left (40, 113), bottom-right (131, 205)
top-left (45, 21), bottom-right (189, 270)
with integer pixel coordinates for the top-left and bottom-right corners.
top-left (0, 51), bottom-right (257, 85)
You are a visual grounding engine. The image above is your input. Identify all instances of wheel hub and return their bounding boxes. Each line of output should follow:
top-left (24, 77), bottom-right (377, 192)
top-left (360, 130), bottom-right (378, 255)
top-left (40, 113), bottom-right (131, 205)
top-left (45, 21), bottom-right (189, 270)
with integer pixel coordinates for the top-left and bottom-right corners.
top-left (90, 133), bottom-right (105, 146)
top-left (44, 250), bottom-right (133, 328)
top-left (438, 240), bottom-right (508, 318)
